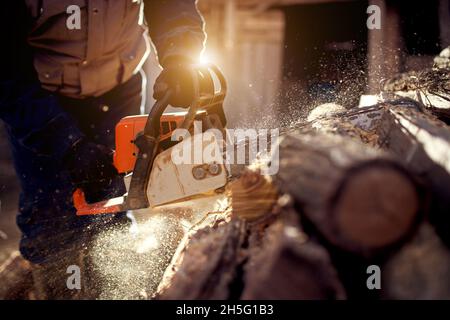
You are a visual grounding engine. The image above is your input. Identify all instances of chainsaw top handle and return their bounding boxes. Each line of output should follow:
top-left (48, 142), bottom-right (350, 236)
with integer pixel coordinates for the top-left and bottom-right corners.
top-left (144, 63), bottom-right (226, 134)
top-left (180, 63), bottom-right (227, 130)
top-left (73, 63), bottom-right (227, 215)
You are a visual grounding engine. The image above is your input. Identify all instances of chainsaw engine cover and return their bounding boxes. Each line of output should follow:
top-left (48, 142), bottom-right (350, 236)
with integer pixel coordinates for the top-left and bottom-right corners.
top-left (114, 113), bottom-right (187, 173)
top-left (147, 134), bottom-right (228, 207)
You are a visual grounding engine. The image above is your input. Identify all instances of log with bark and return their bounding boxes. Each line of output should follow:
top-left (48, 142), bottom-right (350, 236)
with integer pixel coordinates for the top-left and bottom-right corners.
top-left (240, 207), bottom-right (345, 300)
top-left (0, 251), bottom-right (34, 299)
top-left (382, 47), bottom-right (450, 123)
top-left (156, 218), bottom-right (247, 300)
top-left (305, 104), bottom-right (383, 147)
top-left (156, 193), bottom-right (346, 300)
top-left (276, 132), bottom-right (423, 258)
top-left (377, 103), bottom-right (450, 246)
top-left (381, 223), bottom-right (450, 299)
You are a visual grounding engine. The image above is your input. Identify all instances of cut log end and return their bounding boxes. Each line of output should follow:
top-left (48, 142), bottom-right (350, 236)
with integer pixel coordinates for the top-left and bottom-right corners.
top-left (228, 169), bottom-right (278, 222)
top-left (334, 163), bottom-right (419, 249)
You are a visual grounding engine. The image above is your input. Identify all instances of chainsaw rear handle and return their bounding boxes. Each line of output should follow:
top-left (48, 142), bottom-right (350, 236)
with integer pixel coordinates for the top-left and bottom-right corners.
top-left (73, 63), bottom-right (227, 215)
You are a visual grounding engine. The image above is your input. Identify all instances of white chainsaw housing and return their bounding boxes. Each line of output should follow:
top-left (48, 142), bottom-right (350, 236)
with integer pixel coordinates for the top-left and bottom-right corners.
top-left (146, 134), bottom-right (228, 207)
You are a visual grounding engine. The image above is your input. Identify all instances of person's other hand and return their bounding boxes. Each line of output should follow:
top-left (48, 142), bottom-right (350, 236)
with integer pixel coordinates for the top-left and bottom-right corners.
top-left (64, 138), bottom-right (120, 201)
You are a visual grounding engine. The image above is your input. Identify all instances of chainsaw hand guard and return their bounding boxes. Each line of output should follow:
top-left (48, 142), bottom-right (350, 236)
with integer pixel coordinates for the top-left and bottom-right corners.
top-left (73, 188), bottom-right (126, 215)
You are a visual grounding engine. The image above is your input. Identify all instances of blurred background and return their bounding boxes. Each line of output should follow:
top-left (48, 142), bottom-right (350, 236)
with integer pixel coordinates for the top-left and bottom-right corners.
top-left (146, 0), bottom-right (450, 126)
top-left (1, 0), bottom-right (450, 265)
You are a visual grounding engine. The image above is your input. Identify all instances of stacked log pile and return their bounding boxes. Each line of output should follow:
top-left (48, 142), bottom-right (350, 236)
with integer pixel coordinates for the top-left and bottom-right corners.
top-left (155, 49), bottom-right (450, 300)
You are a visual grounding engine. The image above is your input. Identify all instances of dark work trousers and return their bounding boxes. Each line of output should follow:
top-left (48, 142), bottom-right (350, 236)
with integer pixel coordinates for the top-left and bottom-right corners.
top-left (6, 72), bottom-right (143, 265)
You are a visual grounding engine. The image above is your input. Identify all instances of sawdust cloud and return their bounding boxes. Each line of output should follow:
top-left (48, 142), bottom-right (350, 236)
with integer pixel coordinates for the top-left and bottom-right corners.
top-left (231, 47), bottom-right (369, 131)
top-left (88, 212), bottom-right (185, 300)
top-left (86, 195), bottom-right (229, 300)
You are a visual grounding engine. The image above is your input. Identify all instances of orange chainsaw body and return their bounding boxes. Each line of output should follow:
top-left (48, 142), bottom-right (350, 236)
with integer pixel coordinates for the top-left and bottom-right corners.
top-left (113, 113), bottom-right (186, 174)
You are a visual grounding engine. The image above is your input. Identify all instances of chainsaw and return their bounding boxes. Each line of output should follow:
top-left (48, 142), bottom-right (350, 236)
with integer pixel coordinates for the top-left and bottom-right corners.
top-left (73, 63), bottom-right (229, 215)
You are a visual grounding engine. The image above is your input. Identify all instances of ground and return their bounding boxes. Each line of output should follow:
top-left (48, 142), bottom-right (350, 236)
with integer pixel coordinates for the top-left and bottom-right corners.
top-left (0, 124), bottom-right (21, 265)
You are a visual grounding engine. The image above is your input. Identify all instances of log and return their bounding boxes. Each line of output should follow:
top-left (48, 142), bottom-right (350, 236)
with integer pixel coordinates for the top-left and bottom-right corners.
top-left (0, 251), bottom-right (34, 299)
top-left (156, 197), bottom-right (346, 300)
top-left (382, 65), bottom-right (450, 123)
top-left (307, 103), bottom-right (346, 122)
top-left (155, 130), bottom-right (424, 299)
top-left (376, 104), bottom-right (450, 245)
top-left (241, 207), bottom-right (345, 300)
top-left (382, 223), bottom-right (450, 299)
top-left (305, 105), bottom-right (384, 147)
top-left (276, 132), bottom-right (422, 257)
top-left (156, 218), bottom-right (247, 299)
top-left (228, 169), bottom-right (278, 222)
top-left (152, 99), bottom-right (450, 300)
top-left (433, 46), bottom-right (450, 70)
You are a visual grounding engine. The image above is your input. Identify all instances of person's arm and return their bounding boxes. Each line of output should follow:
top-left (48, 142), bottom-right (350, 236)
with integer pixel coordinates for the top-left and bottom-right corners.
top-left (0, 1), bottom-right (84, 158)
top-left (143, 0), bottom-right (206, 67)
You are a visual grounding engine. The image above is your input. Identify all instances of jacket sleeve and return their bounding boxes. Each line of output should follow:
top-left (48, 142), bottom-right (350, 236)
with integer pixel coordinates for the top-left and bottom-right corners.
top-left (143, 0), bottom-right (206, 67)
top-left (0, 1), bottom-right (84, 158)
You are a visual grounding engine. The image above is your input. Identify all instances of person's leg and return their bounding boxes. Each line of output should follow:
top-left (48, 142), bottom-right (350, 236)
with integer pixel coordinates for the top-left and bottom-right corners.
top-left (78, 72), bottom-right (144, 298)
top-left (62, 73), bottom-right (144, 299)
top-left (56, 72), bottom-right (144, 298)
top-left (6, 125), bottom-right (95, 299)
top-left (6, 73), bottom-right (143, 299)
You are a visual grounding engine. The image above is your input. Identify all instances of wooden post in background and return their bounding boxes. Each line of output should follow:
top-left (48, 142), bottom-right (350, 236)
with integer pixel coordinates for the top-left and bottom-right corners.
top-left (367, 0), bottom-right (404, 94)
top-left (367, 0), bottom-right (386, 94)
top-left (439, 0), bottom-right (450, 48)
